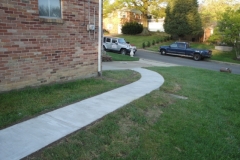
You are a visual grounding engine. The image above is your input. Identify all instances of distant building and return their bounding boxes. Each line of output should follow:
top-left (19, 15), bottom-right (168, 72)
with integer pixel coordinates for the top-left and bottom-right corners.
top-left (103, 8), bottom-right (143, 34)
top-left (148, 18), bottom-right (165, 32)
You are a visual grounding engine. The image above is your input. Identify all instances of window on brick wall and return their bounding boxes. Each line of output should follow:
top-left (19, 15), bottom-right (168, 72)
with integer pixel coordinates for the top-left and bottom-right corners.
top-left (39, 0), bottom-right (61, 18)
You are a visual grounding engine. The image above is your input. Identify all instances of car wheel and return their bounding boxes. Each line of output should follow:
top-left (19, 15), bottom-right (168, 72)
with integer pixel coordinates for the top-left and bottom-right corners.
top-left (160, 50), bottom-right (166, 55)
top-left (193, 54), bottom-right (201, 61)
top-left (120, 49), bottom-right (127, 55)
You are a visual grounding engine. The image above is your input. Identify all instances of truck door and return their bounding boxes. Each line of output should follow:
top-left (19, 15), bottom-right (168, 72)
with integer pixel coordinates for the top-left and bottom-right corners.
top-left (105, 37), bottom-right (112, 50)
top-left (111, 38), bottom-right (119, 51)
top-left (176, 43), bottom-right (186, 55)
top-left (168, 43), bottom-right (178, 53)
top-left (184, 43), bottom-right (193, 56)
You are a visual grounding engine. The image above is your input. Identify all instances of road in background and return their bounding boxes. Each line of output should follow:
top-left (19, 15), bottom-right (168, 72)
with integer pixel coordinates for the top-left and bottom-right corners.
top-left (135, 49), bottom-right (240, 75)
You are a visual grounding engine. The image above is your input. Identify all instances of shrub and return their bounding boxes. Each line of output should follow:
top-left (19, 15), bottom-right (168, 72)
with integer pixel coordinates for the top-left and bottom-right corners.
top-left (147, 41), bottom-right (151, 47)
top-left (207, 28), bottom-right (222, 45)
top-left (152, 40), bottom-right (155, 45)
top-left (121, 22), bottom-right (143, 35)
top-left (207, 35), bottom-right (221, 45)
top-left (142, 42), bottom-right (146, 48)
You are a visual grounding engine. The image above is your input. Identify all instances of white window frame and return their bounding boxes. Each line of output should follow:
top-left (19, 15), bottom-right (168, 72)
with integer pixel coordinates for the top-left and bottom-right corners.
top-left (38, 0), bottom-right (62, 19)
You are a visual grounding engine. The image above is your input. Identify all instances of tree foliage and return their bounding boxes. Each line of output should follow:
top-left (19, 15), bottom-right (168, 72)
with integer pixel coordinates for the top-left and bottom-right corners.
top-left (103, 0), bottom-right (125, 18)
top-left (164, 0), bottom-right (203, 40)
top-left (199, 0), bottom-right (240, 28)
top-left (218, 8), bottom-right (240, 59)
top-left (207, 27), bottom-right (222, 44)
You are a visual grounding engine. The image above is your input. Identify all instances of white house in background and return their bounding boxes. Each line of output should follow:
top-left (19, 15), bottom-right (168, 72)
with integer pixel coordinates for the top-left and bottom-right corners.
top-left (148, 18), bottom-right (165, 32)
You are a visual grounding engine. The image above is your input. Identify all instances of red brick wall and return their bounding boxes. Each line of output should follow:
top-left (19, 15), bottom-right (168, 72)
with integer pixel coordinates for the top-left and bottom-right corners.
top-left (0, 0), bottom-right (99, 92)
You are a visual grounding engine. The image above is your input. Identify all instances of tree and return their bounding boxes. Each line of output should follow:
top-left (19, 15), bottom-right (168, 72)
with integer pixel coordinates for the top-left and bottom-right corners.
top-left (103, 0), bottom-right (125, 18)
top-left (199, 0), bottom-right (240, 28)
top-left (218, 8), bottom-right (240, 59)
top-left (164, 0), bottom-right (203, 40)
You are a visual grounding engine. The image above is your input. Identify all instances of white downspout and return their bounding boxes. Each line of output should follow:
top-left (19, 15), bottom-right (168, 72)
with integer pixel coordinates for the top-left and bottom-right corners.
top-left (98, 0), bottom-right (102, 76)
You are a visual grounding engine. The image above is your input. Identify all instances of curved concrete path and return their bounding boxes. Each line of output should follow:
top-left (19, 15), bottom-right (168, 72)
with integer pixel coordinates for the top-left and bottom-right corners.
top-left (0, 68), bottom-right (164, 160)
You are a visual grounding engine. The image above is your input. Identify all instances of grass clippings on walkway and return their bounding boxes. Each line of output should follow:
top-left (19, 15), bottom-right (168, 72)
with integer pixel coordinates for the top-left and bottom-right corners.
top-left (0, 70), bottom-right (141, 129)
top-left (25, 66), bottom-right (240, 160)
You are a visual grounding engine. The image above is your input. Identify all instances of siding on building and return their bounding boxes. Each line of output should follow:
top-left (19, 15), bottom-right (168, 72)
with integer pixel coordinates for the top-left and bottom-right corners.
top-left (148, 18), bottom-right (165, 32)
top-left (0, 0), bottom-right (99, 92)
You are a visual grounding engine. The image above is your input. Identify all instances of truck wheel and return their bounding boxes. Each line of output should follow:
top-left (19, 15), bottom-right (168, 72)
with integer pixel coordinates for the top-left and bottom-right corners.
top-left (103, 46), bottom-right (107, 51)
top-left (120, 49), bottom-right (127, 55)
top-left (193, 54), bottom-right (201, 61)
top-left (160, 50), bottom-right (166, 55)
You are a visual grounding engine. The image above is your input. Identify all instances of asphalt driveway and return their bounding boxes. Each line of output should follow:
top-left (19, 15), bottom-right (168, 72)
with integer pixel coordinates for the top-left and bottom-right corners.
top-left (135, 49), bottom-right (240, 74)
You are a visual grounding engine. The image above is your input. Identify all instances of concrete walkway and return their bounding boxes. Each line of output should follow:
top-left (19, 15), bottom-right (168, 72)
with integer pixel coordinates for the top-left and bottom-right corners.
top-left (0, 66), bottom-right (165, 160)
top-left (102, 58), bottom-right (180, 70)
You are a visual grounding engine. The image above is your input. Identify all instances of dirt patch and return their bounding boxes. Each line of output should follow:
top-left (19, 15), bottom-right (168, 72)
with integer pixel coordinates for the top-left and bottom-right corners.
top-left (118, 117), bottom-right (137, 134)
top-left (145, 106), bottom-right (163, 125)
top-left (172, 83), bottom-right (181, 92)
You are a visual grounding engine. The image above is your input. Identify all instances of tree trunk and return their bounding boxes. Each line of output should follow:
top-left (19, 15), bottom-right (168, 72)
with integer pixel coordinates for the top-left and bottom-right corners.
top-left (235, 43), bottom-right (240, 59)
top-left (140, 14), bottom-right (150, 35)
top-left (140, 27), bottom-right (151, 35)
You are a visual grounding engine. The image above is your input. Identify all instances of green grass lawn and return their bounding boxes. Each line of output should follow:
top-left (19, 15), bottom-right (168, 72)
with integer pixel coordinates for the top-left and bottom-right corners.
top-left (0, 70), bottom-right (141, 129)
top-left (106, 52), bottom-right (139, 61)
top-left (107, 33), bottom-right (169, 49)
top-left (24, 67), bottom-right (240, 160)
top-left (211, 50), bottom-right (239, 63)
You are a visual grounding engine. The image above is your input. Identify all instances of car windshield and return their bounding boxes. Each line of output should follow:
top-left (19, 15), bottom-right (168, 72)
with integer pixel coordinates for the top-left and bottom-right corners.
top-left (118, 38), bottom-right (126, 44)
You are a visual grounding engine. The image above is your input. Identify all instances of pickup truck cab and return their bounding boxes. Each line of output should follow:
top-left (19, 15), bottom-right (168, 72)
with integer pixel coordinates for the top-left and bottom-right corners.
top-left (159, 42), bottom-right (212, 61)
top-left (103, 36), bottom-right (137, 55)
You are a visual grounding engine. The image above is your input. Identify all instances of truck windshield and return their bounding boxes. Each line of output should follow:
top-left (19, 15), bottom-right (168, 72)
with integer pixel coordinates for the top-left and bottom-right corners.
top-left (118, 38), bottom-right (126, 44)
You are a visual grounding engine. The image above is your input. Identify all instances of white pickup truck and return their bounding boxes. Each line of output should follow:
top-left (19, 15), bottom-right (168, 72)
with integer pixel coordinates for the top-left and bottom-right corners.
top-left (103, 36), bottom-right (137, 55)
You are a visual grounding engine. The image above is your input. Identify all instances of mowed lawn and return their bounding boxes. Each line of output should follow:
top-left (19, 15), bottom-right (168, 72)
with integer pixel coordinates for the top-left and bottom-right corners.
top-left (0, 70), bottom-right (141, 129)
top-left (24, 67), bottom-right (240, 160)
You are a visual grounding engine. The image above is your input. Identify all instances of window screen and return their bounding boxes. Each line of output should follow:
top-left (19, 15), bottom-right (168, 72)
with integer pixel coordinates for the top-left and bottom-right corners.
top-left (39, 0), bottom-right (61, 18)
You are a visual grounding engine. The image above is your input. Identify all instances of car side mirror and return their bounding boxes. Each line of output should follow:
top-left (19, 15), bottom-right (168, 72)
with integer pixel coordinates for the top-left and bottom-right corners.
top-left (126, 42), bottom-right (130, 44)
